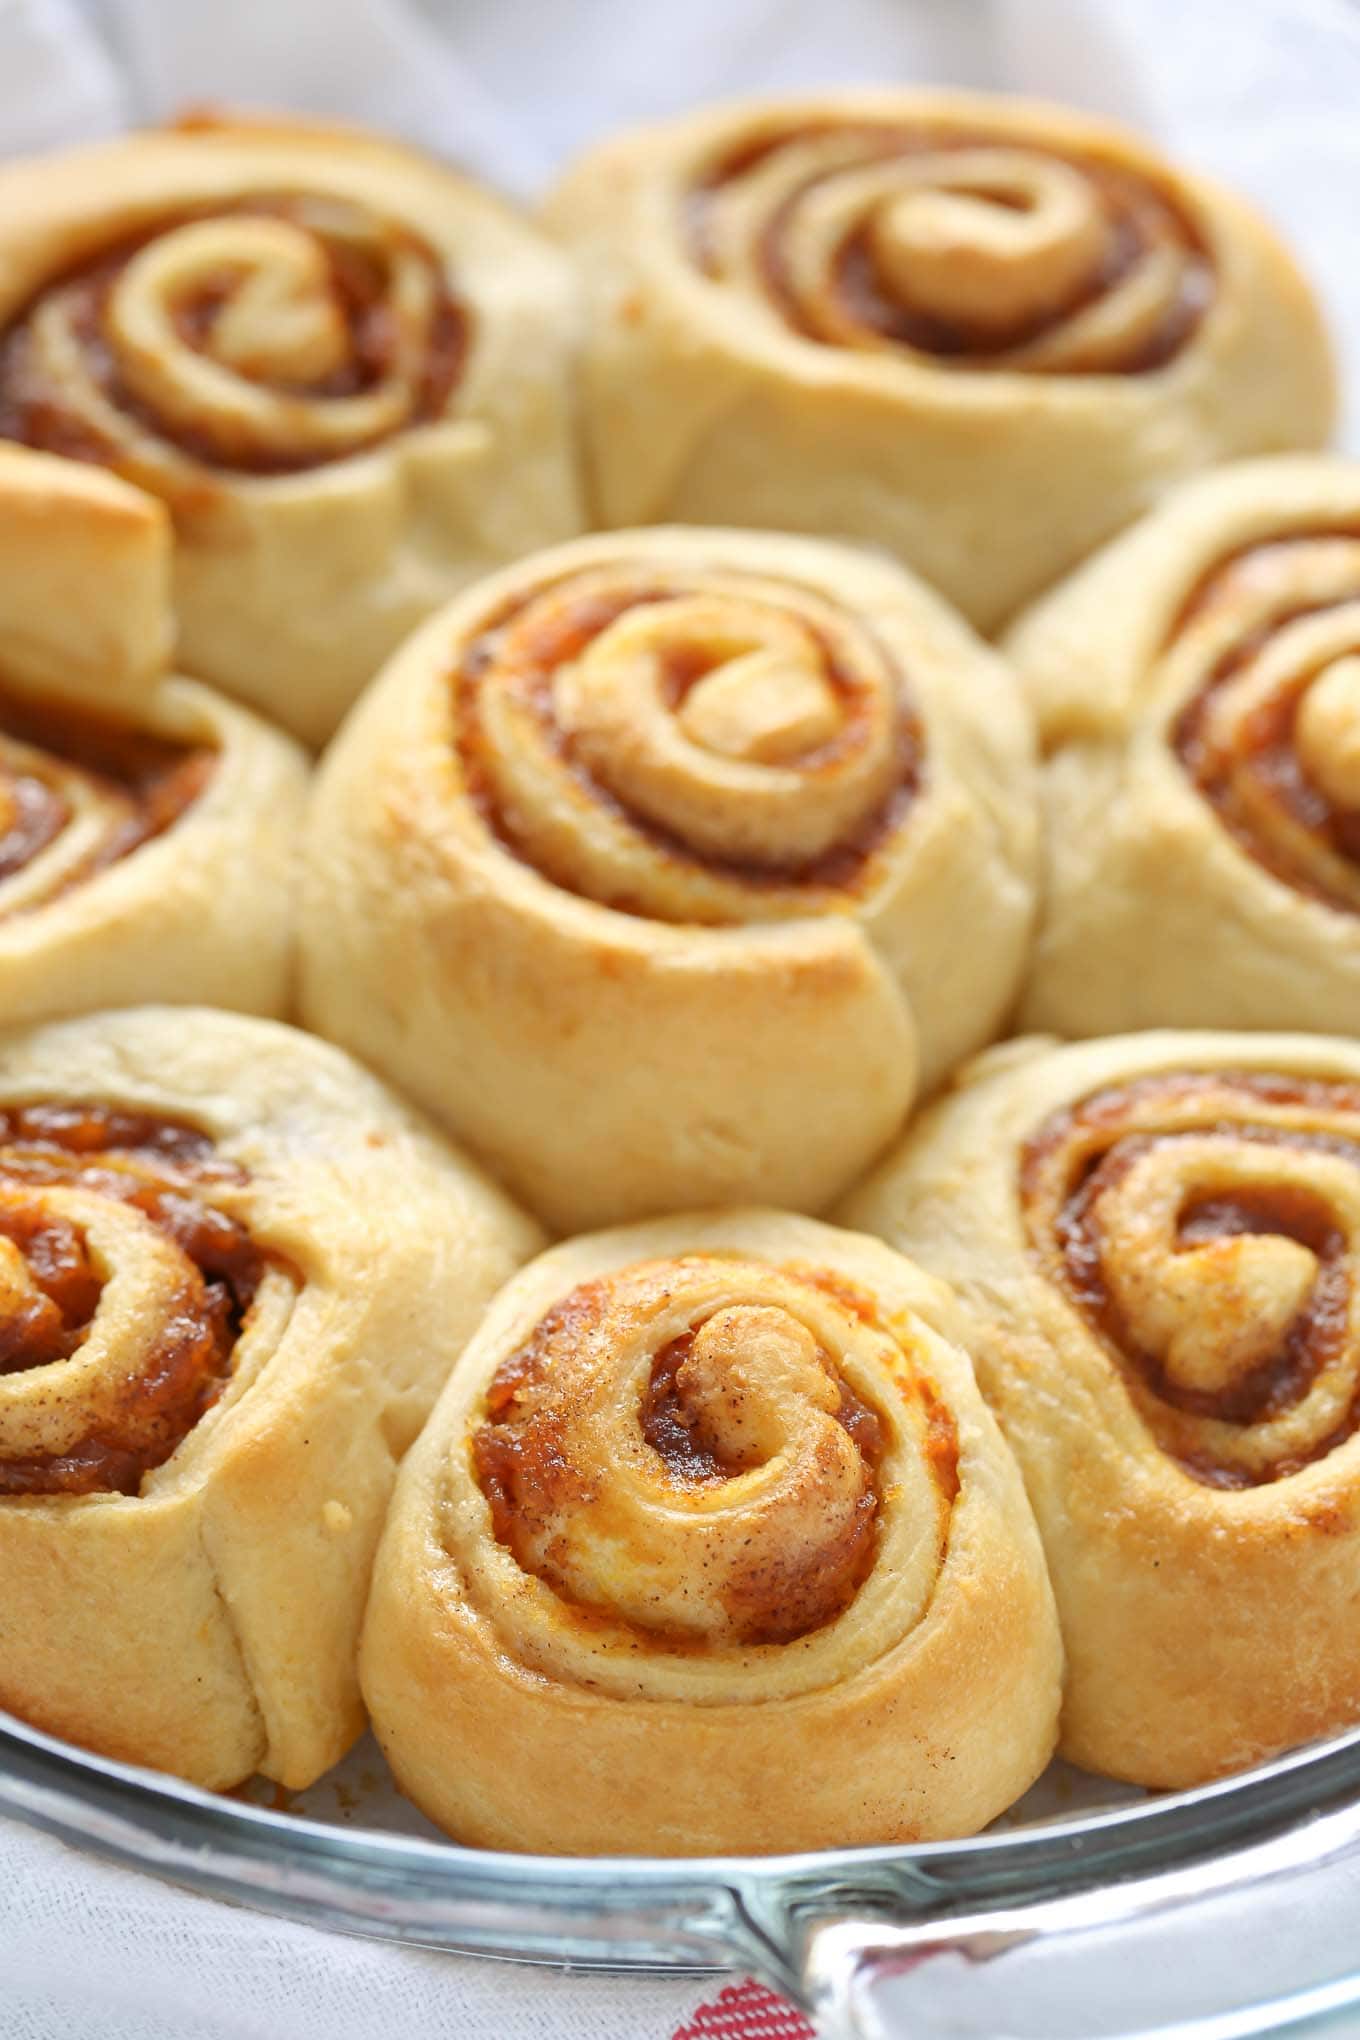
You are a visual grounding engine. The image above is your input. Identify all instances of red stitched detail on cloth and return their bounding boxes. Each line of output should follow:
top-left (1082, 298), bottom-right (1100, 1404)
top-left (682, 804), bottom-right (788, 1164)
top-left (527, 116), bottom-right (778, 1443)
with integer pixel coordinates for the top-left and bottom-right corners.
top-left (672, 1975), bottom-right (817, 2039)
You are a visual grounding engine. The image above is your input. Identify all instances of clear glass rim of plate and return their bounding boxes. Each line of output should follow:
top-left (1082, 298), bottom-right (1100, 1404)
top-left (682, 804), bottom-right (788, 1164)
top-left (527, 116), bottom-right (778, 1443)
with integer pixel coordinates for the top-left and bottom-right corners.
top-left (7, 1699), bottom-right (1360, 1985)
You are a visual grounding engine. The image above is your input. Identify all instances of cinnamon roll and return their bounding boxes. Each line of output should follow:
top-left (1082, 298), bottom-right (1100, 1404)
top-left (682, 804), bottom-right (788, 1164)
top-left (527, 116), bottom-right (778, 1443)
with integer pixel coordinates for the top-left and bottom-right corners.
top-left (548, 91), bottom-right (1332, 632)
top-left (361, 1210), bottom-right (1061, 1854)
top-left (843, 1031), bottom-right (1360, 1787)
top-left (1010, 457), bottom-right (1360, 1037)
top-left (299, 527), bottom-right (1036, 1231)
top-left (0, 1006), bottom-right (540, 1790)
top-left (0, 114), bottom-right (583, 744)
top-left (0, 445), bottom-right (305, 1025)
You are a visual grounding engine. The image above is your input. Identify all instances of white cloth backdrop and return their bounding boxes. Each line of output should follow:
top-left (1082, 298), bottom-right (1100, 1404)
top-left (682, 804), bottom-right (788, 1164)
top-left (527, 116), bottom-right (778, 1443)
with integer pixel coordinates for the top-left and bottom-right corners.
top-left (2, 1), bottom-right (1360, 2034)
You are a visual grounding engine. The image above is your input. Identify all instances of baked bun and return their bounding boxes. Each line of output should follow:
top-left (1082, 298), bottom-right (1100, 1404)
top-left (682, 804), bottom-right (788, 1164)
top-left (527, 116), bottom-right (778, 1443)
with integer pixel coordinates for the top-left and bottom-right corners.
top-left (549, 90), bottom-right (1332, 631)
top-left (361, 1209), bottom-right (1061, 1853)
top-left (299, 525), bottom-right (1036, 1231)
top-left (844, 1030), bottom-right (1360, 1787)
top-left (0, 1007), bottom-right (540, 1790)
top-left (0, 114), bottom-right (584, 742)
top-left (1010, 457), bottom-right (1360, 1037)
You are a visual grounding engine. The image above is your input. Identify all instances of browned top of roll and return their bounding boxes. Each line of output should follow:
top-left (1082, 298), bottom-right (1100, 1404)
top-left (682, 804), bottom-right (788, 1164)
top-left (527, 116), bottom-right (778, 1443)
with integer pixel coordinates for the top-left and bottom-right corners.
top-left (0, 1101), bottom-right (268, 1496)
top-left (450, 559), bottom-right (923, 922)
top-left (468, 1255), bottom-right (957, 1651)
top-left (0, 196), bottom-right (466, 480)
top-left (1022, 1069), bottom-right (1360, 1486)
top-left (0, 688), bottom-right (214, 917)
top-left (685, 118), bottom-right (1212, 375)
top-left (1170, 534), bottom-right (1360, 913)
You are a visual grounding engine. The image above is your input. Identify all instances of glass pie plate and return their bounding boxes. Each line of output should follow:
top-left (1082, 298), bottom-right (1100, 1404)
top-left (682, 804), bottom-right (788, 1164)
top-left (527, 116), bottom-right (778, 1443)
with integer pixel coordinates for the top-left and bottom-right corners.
top-left (6, 1702), bottom-right (1360, 2039)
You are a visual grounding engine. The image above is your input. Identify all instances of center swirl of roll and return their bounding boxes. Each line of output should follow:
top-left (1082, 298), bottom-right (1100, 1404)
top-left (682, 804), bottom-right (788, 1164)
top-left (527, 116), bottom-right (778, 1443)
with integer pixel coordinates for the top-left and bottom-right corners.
top-left (1172, 536), bottom-right (1360, 912)
top-left (0, 690), bottom-right (214, 920)
top-left (469, 1256), bottom-right (958, 1663)
top-left (0, 1102), bottom-right (278, 1496)
top-left (454, 565), bottom-right (921, 919)
top-left (0, 196), bottom-right (467, 478)
top-left (1022, 1071), bottom-right (1360, 1485)
top-left (686, 121), bottom-right (1211, 373)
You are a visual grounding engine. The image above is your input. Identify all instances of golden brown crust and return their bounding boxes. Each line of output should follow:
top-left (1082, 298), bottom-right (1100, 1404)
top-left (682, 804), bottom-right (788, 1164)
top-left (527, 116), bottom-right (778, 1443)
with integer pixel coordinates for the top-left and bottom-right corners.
top-left (842, 1030), bottom-right (1360, 1787)
top-left (360, 1210), bottom-right (1061, 1854)
top-left (0, 1006), bottom-right (542, 1790)
top-left (0, 446), bottom-right (170, 710)
top-left (0, 118), bottom-right (584, 742)
top-left (548, 90), bottom-right (1333, 632)
top-left (299, 526), bottom-right (1037, 1232)
top-left (1009, 457), bottom-right (1360, 1037)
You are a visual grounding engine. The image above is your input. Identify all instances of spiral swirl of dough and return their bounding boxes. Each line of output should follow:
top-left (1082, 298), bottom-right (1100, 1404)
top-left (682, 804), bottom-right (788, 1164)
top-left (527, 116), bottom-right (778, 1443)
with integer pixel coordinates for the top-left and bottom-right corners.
top-left (460, 1253), bottom-right (957, 1700)
top-left (0, 119), bottom-right (585, 742)
top-left (0, 196), bottom-right (464, 480)
top-left (1169, 534), bottom-right (1360, 912)
top-left (843, 1032), bottom-right (1360, 1787)
top-left (456, 560), bottom-right (920, 920)
top-left (0, 1007), bottom-right (539, 1793)
top-left (0, 694), bottom-right (213, 923)
top-left (360, 1213), bottom-right (1061, 1851)
top-left (0, 1098), bottom-right (290, 1496)
top-left (1008, 461), bottom-right (1360, 1040)
top-left (553, 93), bottom-right (1332, 637)
top-left (1022, 1068), bottom-right (1360, 1486)
top-left (687, 118), bottom-right (1211, 374)
top-left (302, 527), bottom-right (1036, 1230)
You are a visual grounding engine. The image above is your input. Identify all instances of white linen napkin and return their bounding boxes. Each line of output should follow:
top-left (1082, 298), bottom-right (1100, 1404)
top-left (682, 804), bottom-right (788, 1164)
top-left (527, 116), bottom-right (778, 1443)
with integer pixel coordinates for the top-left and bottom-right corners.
top-left (1, 2), bottom-right (1360, 2035)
